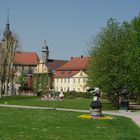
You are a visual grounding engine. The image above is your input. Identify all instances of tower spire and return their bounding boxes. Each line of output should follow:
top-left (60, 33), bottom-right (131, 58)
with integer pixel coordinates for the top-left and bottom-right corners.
top-left (45, 40), bottom-right (47, 46)
top-left (41, 40), bottom-right (49, 63)
top-left (3, 9), bottom-right (12, 39)
top-left (6, 9), bottom-right (10, 30)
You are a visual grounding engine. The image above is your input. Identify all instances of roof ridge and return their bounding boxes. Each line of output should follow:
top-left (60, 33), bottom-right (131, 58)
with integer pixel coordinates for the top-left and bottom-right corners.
top-left (15, 51), bottom-right (38, 54)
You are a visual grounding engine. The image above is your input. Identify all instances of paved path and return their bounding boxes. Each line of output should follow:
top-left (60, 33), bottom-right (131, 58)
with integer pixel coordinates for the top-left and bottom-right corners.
top-left (0, 104), bottom-right (140, 128)
top-left (102, 110), bottom-right (140, 128)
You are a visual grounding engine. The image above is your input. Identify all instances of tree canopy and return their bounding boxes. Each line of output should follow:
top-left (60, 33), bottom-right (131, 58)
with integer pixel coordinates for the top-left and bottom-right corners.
top-left (87, 14), bottom-right (140, 95)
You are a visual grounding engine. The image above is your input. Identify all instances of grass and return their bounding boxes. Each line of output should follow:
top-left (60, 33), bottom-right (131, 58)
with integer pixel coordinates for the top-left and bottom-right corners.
top-left (0, 107), bottom-right (140, 140)
top-left (0, 95), bottom-right (117, 110)
top-left (0, 96), bottom-right (140, 140)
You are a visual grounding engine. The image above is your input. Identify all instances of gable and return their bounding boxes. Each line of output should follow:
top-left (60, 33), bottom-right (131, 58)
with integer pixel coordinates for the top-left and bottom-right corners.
top-left (33, 61), bottom-right (48, 73)
top-left (72, 70), bottom-right (88, 78)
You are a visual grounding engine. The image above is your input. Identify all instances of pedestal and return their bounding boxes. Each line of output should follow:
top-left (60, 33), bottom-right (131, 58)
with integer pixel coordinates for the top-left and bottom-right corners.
top-left (90, 100), bottom-right (102, 116)
top-left (90, 108), bottom-right (102, 116)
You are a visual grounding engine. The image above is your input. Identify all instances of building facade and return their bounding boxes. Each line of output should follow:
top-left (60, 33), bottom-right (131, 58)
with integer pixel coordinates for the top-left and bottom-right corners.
top-left (14, 51), bottom-right (40, 75)
top-left (54, 56), bottom-right (90, 92)
top-left (33, 42), bottom-right (68, 91)
top-left (13, 51), bottom-right (40, 92)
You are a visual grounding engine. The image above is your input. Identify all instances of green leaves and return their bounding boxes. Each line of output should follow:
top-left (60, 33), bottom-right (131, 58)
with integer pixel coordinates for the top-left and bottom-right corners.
top-left (32, 73), bottom-right (48, 95)
top-left (88, 14), bottom-right (140, 95)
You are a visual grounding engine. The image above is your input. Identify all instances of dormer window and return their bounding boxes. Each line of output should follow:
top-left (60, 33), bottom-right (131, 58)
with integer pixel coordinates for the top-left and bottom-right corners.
top-left (80, 71), bottom-right (83, 76)
top-left (68, 71), bottom-right (72, 75)
top-left (61, 71), bottom-right (65, 75)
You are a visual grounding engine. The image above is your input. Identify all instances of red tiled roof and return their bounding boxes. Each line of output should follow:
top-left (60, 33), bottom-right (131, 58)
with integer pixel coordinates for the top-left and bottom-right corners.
top-left (14, 51), bottom-right (39, 65)
top-left (55, 56), bottom-right (90, 77)
top-left (57, 56), bottom-right (90, 71)
top-left (46, 59), bottom-right (68, 71)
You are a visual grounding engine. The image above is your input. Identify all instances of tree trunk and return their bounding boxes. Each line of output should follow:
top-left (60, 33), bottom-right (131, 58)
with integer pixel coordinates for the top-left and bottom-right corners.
top-left (4, 79), bottom-right (8, 96)
top-left (0, 80), bottom-right (2, 98)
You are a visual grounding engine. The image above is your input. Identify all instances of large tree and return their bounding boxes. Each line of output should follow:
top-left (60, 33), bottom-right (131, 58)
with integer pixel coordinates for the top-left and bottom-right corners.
top-left (0, 23), bottom-right (19, 97)
top-left (129, 14), bottom-right (140, 93)
top-left (87, 17), bottom-right (139, 95)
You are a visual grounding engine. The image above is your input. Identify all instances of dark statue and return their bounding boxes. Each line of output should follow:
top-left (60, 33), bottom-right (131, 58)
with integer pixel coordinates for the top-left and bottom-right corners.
top-left (88, 87), bottom-right (102, 116)
top-left (119, 85), bottom-right (129, 111)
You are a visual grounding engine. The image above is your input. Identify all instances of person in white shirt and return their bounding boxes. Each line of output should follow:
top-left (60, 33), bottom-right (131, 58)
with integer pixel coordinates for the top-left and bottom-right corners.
top-left (59, 90), bottom-right (64, 100)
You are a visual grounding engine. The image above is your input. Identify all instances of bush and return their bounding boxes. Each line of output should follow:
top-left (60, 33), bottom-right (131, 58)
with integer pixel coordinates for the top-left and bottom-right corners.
top-left (36, 91), bottom-right (42, 97)
top-left (19, 86), bottom-right (30, 92)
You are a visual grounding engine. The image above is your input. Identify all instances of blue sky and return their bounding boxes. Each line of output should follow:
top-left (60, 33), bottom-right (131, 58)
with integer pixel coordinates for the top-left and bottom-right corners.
top-left (0, 0), bottom-right (140, 60)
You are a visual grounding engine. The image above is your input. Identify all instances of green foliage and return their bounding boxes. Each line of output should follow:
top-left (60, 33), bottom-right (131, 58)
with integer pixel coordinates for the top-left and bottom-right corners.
top-left (32, 73), bottom-right (48, 96)
top-left (18, 85), bottom-right (30, 91)
top-left (15, 72), bottom-right (29, 92)
top-left (88, 15), bottom-right (140, 96)
top-left (130, 14), bottom-right (140, 93)
top-left (15, 72), bottom-right (27, 85)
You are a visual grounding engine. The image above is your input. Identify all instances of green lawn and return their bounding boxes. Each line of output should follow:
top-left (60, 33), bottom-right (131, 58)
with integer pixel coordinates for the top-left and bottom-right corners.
top-left (0, 107), bottom-right (140, 140)
top-left (0, 96), bottom-right (139, 140)
top-left (0, 96), bottom-right (116, 110)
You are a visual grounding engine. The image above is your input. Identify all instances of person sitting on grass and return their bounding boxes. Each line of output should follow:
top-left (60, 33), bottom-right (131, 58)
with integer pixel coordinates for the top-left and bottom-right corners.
top-left (59, 90), bottom-right (64, 100)
top-left (41, 95), bottom-right (48, 100)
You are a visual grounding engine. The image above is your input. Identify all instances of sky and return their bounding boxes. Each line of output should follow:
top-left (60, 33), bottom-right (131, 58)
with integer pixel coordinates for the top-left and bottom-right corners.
top-left (0, 0), bottom-right (140, 60)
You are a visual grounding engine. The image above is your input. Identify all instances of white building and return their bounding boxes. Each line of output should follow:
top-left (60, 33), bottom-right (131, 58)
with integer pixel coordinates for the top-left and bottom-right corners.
top-left (54, 56), bottom-right (90, 92)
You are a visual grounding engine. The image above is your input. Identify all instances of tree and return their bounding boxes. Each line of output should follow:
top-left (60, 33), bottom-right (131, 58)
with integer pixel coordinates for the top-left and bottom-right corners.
top-left (0, 22), bottom-right (19, 97)
top-left (87, 17), bottom-right (138, 96)
top-left (129, 13), bottom-right (140, 93)
top-left (32, 73), bottom-right (48, 96)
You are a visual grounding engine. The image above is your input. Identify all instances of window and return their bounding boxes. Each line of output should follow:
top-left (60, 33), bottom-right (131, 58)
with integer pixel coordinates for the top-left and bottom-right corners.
top-left (61, 71), bottom-right (65, 75)
top-left (78, 78), bottom-right (80, 83)
top-left (83, 78), bottom-right (87, 83)
top-left (15, 66), bottom-right (17, 71)
top-left (68, 71), bottom-right (72, 75)
top-left (67, 87), bottom-right (70, 92)
top-left (73, 78), bottom-right (75, 83)
top-left (64, 87), bottom-right (66, 92)
top-left (22, 66), bottom-right (24, 71)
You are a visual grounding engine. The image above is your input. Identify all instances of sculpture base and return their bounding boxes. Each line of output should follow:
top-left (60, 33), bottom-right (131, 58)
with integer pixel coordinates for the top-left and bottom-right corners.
top-left (90, 108), bottom-right (102, 116)
top-left (119, 100), bottom-right (129, 111)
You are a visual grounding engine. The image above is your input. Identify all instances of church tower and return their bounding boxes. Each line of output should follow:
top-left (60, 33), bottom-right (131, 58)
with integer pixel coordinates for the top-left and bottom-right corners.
top-left (41, 40), bottom-right (49, 63)
top-left (3, 14), bottom-right (12, 40)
